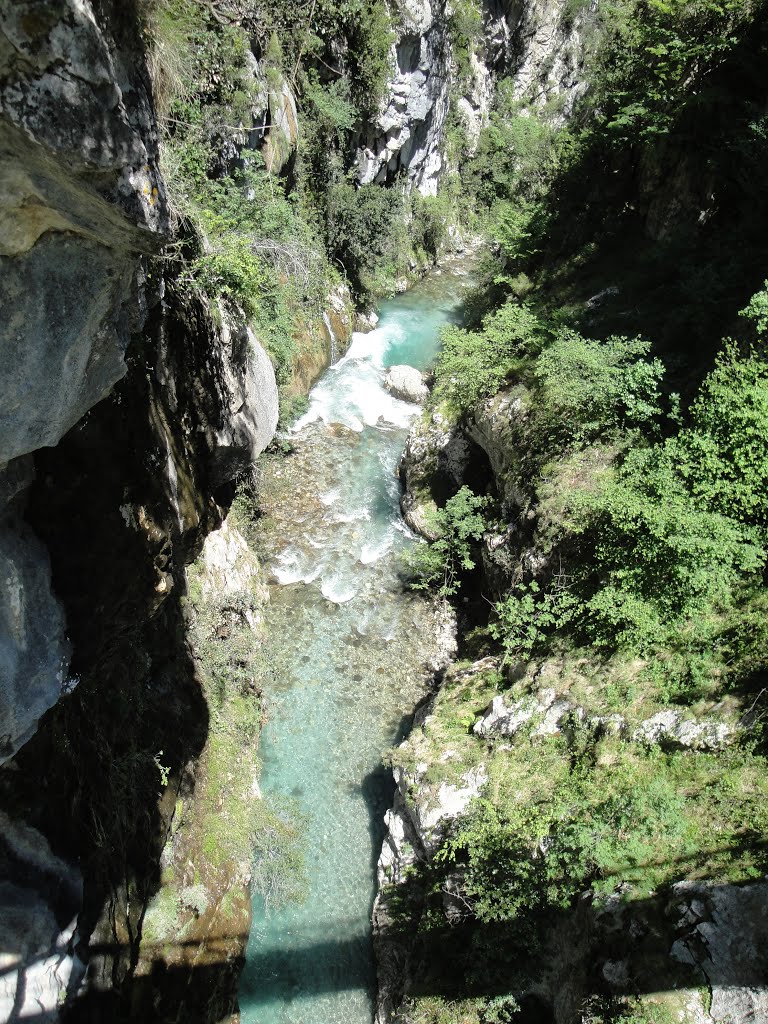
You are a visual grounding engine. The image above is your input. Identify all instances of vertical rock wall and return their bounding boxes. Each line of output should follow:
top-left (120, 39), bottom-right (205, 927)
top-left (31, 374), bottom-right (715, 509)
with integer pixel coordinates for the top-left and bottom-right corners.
top-left (0, 3), bottom-right (279, 1020)
top-left (355, 0), bottom-right (588, 194)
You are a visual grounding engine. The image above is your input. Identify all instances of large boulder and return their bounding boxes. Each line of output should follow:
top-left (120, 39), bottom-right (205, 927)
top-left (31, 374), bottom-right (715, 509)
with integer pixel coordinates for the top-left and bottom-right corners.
top-left (385, 365), bottom-right (429, 403)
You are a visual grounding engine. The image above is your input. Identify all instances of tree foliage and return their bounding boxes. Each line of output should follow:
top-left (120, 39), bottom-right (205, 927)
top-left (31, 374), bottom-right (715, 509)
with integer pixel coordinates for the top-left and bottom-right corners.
top-left (405, 487), bottom-right (489, 597)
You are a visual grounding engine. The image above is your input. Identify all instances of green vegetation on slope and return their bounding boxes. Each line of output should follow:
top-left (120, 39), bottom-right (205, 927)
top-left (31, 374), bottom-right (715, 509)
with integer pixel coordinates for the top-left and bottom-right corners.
top-left (393, 3), bottom-right (768, 1020)
top-left (136, 0), bottom-right (460, 405)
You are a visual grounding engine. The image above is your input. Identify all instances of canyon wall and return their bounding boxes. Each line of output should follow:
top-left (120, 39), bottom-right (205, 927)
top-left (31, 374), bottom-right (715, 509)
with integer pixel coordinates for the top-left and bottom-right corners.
top-left (0, 3), bottom-right (280, 1019)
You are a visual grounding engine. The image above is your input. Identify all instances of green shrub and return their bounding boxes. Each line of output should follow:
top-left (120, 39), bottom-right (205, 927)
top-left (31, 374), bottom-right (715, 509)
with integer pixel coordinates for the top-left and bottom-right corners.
top-left (740, 279), bottom-right (768, 334)
top-left (447, 0), bottom-right (483, 83)
top-left (491, 582), bottom-right (580, 662)
top-left (534, 331), bottom-right (666, 448)
top-left (325, 181), bottom-right (407, 296)
top-left (405, 487), bottom-right (489, 596)
top-left (432, 303), bottom-right (546, 412)
top-left (489, 341), bottom-right (768, 657)
top-left (435, 746), bottom-right (693, 925)
top-left (590, 0), bottom-right (760, 142)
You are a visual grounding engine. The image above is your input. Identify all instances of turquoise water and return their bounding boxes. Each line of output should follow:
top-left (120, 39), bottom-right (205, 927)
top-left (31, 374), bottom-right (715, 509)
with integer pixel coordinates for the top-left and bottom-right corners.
top-left (238, 266), bottom-right (472, 1024)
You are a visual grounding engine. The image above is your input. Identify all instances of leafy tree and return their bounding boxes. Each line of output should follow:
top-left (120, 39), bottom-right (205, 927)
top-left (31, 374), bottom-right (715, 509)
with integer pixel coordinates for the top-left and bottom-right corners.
top-left (433, 304), bottom-right (547, 412)
top-left (325, 181), bottom-right (406, 296)
top-left (406, 487), bottom-right (488, 596)
top-left (533, 331), bottom-right (666, 448)
top-left (590, 0), bottom-right (761, 142)
top-left (739, 280), bottom-right (768, 334)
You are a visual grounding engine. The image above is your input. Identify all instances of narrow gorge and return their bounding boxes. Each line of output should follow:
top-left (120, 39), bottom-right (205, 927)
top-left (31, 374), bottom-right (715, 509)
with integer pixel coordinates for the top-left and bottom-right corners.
top-left (1, 2), bottom-right (767, 1024)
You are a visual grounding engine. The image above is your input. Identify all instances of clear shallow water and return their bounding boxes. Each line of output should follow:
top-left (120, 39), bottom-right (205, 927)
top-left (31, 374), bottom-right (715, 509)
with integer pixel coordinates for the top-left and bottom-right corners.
top-left (238, 265), bottom-right (472, 1024)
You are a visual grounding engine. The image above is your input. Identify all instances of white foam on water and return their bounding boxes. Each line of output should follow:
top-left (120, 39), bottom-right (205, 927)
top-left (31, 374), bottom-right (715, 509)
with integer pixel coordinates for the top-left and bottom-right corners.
top-left (272, 550), bottom-right (322, 586)
top-left (290, 322), bottom-right (419, 435)
top-left (272, 561), bottom-right (305, 585)
top-left (320, 489), bottom-right (341, 506)
top-left (391, 515), bottom-right (418, 539)
top-left (360, 538), bottom-right (392, 565)
top-left (335, 322), bottom-right (404, 369)
top-left (334, 509), bottom-right (371, 524)
top-left (321, 575), bottom-right (358, 604)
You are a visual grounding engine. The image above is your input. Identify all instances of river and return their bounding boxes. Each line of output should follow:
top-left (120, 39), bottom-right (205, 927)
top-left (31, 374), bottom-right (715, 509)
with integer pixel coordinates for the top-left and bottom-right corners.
top-left (238, 264), bottom-right (473, 1024)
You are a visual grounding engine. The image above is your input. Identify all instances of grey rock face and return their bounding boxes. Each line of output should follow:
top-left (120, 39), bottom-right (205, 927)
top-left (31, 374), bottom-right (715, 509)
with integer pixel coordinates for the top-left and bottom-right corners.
top-left (502, 0), bottom-right (589, 122)
top-left (0, 0), bottom-right (169, 465)
top-left (385, 365), bottom-right (429, 403)
top-left (0, 233), bottom-right (140, 463)
top-left (633, 710), bottom-right (735, 751)
top-left (0, 456), bottom-right (70, 766)
top-left (358, 0), bottom-right (589, 194)
top-left (0, 0), bottom-right (169, 764)
top-left (399, 411), bottom-right (475, 537)
top-left (670, 881), bottom-right (768, 1024)
top-left (0, 811), bottom-right (84, 1021)
top-left (356, 0), bottom-right (450, 195)
top-left (207, 324), bottom-right (280, 487)
top-left (0, 509), bottom-right (71, 764)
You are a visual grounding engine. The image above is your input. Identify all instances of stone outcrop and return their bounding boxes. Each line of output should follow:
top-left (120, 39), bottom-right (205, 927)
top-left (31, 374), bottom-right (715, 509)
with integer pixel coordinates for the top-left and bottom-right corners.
top-left (633, 709), bottom-right (736, 752)
top-left (0, 0), bottom-right (168, 464)
top-left (473, 687), bottom-right (557, 737)
top-left (374, 659), bottom-right (492, 1022)
top-left (502, 0), bottom-right (590, 121)
top-left (399, 410), bottom-right (479, 537)
top-left (263, 71), bottom-right (300, 174)
top-left (467, 384), bottom-right (530, 514)
top-left (670, 881), bottom-right (768, 1024)
top-left (357, 0), bottom-right (589, 193)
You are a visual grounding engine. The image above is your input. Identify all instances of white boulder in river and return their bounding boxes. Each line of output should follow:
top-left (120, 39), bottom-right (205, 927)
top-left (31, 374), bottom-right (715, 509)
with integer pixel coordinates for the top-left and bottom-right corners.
top-left (384, 365), bottom-right (428, 404)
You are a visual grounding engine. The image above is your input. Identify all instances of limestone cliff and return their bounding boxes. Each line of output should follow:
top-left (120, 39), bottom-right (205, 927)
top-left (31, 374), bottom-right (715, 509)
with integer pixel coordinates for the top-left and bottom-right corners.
top-left (356, 0), bottom-right (587, 194)
top-left (0, 2), bottom-right (280, 1020)
top-left (356, 0), bottom-right (451, 195)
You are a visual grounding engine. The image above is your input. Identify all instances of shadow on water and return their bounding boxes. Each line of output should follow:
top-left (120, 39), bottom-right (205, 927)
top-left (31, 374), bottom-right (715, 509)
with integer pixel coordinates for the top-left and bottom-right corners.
top-left (356, 708), bottom-right (419, 878)
top-left (9, 870), bottom-right (768, 1022)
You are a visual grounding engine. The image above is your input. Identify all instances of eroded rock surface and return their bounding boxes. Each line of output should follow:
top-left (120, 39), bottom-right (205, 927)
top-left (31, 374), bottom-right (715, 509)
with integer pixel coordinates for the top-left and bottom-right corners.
top-left (0, 811), bottom-right (83, 1022)
top-left (0, 0), bottom-right (169, 464)
top-left (356, 0), bottom-right (450, 194)
top-left (399, 411), bottom-right (476, 537)
top-left (633, 710), bottom-right (736, 751)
